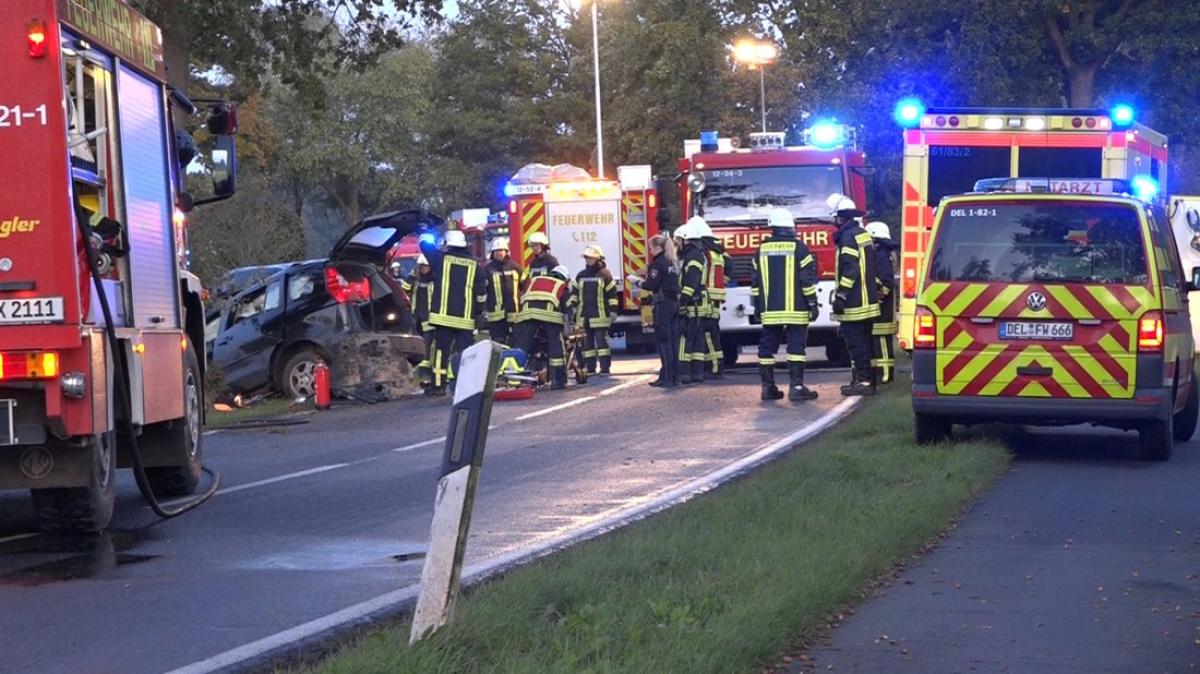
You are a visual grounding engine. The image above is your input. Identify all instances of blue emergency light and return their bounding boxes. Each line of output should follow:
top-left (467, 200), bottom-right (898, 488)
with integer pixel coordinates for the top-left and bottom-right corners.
top-left (699, 131), bottom-right (720, 152)
top-left (894, 97), bottom-right (925, 128)
top-left (807, 121), bottom-right (845, 149)
top-left (1131, 175), bottom-right (1158, 200)
top-left (1110, 104), bottom-right (1136, 128)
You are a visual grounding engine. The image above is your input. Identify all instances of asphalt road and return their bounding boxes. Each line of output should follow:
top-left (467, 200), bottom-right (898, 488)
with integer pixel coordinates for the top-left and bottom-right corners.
top-left (803, 425), bottom-right (1200, 673)
top-left (0, 354), bottom-right (849, 674)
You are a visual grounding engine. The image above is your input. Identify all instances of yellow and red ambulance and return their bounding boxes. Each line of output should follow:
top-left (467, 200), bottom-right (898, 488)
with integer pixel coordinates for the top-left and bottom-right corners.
top-left (911, 178), bottom-right (1198, 460)
top-left (893, 101), bottom-right (1168, 350)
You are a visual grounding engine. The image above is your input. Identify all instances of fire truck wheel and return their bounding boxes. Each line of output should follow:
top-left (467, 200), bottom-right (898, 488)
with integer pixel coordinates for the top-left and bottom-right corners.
top-left (279, 348), bottom-right (324, 399)
top-left (30, 432), bottom-right (117, 533)
top-left (1173, 375), bottom-right (1199, 442)
top-left (143, 346), bottom-right (205, 497)
top-left (722, 343), bottom-right (741, 368)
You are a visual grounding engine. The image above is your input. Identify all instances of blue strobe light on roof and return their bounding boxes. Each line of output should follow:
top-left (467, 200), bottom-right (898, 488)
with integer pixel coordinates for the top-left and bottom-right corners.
top-left (1111, 103), bottom-right (1136, 128)
top-left (1131, 175), bottom-right (1159, 201)
top-left (894, 97), bottom-right (925, 128)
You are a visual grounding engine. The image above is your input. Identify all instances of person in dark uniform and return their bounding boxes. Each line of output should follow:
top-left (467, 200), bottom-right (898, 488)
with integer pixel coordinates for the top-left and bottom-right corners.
top-left (483, 237), bottom-right (521, 345)
top-left (752, 208), bottom-right (821, 402)
top-left (829, 195), bottom-right (880, 396)
top-left (569, 245), bottom-right (619, 375)
top-left (421, 229), bottom-right (486, 396)
top-left (677, 217), bottom-right (710, 385)
top-left (639, 233), bottom-right (680, 387)
top-left (514, 264), bottom-right (572, 390)
top-left (521, 231), bottom-right (559, 286)
top-left (698, 220), bottom-right (729, 379)
top-left (399, 254), bottom-right (436, 392)
top-left (866, 221), bottom-right (899, 385)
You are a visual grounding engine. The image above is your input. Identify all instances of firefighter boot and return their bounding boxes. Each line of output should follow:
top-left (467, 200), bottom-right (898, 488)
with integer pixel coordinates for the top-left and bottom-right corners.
top-left (760, 364), bottom-right (784, 401)
top-left (691, 360), bottom-right (706, 386)
top-left (788, 363), bottom-right (818, 401)
top-left (599, 355), bottom-right (611, 376)
top-left (550, 366), bottom-right (567, 391)
top-left (840, 373), bottom-right (876, 397)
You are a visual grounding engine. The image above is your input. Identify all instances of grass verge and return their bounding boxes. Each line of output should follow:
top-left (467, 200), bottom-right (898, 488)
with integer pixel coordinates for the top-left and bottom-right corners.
top-left (205, 398), bottom-right (300, 429)
top-left (301, 376), bottom-right (1010, 674)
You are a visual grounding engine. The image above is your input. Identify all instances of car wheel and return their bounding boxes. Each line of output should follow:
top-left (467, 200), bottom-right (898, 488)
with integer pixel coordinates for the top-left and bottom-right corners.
top-left (31, 431), bottom-right (117, 533)
top-left (914, 413), bottom-right (951, 445)
top-left (1173, 377), bottom-right (1198, 442)
top-left (280, 348), bottom-right (323, 399)
top-left (1139, 414), bottom-right (1173, 461)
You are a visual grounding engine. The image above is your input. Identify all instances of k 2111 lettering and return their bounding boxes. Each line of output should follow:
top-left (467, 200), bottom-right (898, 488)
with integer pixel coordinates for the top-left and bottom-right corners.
top-left (0, 105), bottom-right (48, 128)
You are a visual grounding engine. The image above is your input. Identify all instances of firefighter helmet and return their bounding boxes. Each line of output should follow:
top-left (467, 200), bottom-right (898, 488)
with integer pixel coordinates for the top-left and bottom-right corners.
top-left (490, 237), bottom-right (510, 253)
top-left (551, 264), bottom-right (570, 278)
top-left (417, 254), bottom-right (429, 266)
top-left (681, 216), bottom-right (707, 240)
top-left (527, 232), bottom-right (550, 246)
top-left (767, 207), bottom-right (795, 231)
top-left (830, 195), bottom-right (864, 218)
top-left (444, 229), bottom-right (467, 248)
top-left (583, 244), bottom-right (604, 259)
top-left (866, 221), bottom-right (891, 240)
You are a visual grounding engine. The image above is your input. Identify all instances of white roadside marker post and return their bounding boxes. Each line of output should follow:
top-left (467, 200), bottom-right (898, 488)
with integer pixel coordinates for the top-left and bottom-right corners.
top-left (410, 340), bottom-right (501, 644)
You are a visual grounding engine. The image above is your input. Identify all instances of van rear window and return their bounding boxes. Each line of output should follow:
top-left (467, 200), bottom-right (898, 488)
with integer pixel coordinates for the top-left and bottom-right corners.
top-left (928, 201), bottom-right (1148, 285)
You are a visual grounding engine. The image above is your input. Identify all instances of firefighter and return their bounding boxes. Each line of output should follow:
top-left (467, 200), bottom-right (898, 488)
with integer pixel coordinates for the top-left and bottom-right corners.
top-left (677, 217), bottom-right (710, 385)
top-left (400, 254), bottom-right (436, 392)
top-left (569, 245), bottom-right (619, 375)
top-left (522, 232), bottom-right (559, 286)
top-left (483, 237), bottom-right (521, 345)
top-left (829, 195), bottom-right (880, 396)
top-left (698, 220), bottom-right (729, 379)
top-left (641, 232), bottom-right (681, 387)
top-left (752, 208), bottom-right (820, 402)
top-left (866, 221), bottom-right (899, 385)
top-left (514, 264), bottom-right (573, 390)
top-left (422, 229), bottom-right (487, 396)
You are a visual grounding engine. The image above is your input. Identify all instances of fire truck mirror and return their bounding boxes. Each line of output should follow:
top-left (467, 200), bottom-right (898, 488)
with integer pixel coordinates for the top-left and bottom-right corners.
top-left (178, 191), bottom-right (195, 214)
top-left (206, 103), bottom-right (239, 136)
top-left (1191, 266), bottom-right (1200, 292)
top-left (211, 135), bottom-right (238, 198)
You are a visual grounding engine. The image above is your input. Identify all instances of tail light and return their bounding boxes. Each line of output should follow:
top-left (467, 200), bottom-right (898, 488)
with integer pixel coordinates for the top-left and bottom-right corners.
top-left (914, 308), bottom-right (937, 349)
top-left (27, 20), bottom-right (47, 58)
top-left (0, 352), bottom-right (59, 380)
top-left (324, 266), bottom-right (370, 304)
top-left (902, 260), bottom-right (918, 298)
top-left (1138, 312), bottom-right (1164, 351)
top-left (508, 200), bottom-right (517, 215)
top-left (648, 193), bottom-right (657, 209)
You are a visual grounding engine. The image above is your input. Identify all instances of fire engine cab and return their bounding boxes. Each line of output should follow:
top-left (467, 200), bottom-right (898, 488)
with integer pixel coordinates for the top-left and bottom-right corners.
top-left (677, 126), bottom-right (872, 365)
top-left (0, 0), bottom-right (238, 531)
top-left (893, 100), bottom-right (1168, 350)
top-left (505, 163), bottom-right (660, 346)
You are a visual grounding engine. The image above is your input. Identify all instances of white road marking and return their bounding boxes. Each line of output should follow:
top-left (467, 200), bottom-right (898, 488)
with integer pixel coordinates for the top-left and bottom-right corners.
top-left (513, 396), bottom-right (597, 421)
top-left (216, 464), bottom-right (349, 496)
top-left (392, 437), bottom-right (444, 453)
top-left (165, 397), bottom-right (863, 674)
top-left (0, 532), bottom-right (39, 544)
top-left (599, 374), bottom-right (652, 396)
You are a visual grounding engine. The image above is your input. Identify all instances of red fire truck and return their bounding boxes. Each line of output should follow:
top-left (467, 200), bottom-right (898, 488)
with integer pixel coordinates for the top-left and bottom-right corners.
top-left (505, 163), bottom-right (660, 346)
top-left (892, 100), bottom-right (1168, 349)
top-left (0, 0), bottom-right (238, 531)
top-left (676, 127), bottom-right (872, 364)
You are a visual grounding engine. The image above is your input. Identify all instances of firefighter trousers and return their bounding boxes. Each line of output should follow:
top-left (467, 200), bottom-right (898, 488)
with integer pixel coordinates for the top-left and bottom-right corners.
top-left (488, 320), bottom-right (514, 347)
top-left (583, 325), bottom-right (611, 373)
top-left (871, 332), bottom-right (896, 384)
top-left (653, 299), bottom-right (679, 385)
top-left (514, 320), bottom-right (567, 387)
top-left (431, 326), bottom-right (474, 389)
top-left (758, 324), bottom-right (809, 368)
top-left (703, 314), bottom-right (723, 376)
top-left (678, 311), bottom-right (707, 382)
top-left (840, 320), bottom-right (874, 383)
top-left (417, 328), bottom-right (434, 385)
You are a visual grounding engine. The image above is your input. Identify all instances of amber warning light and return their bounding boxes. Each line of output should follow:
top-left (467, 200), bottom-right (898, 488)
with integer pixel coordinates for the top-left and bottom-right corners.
top-left (27, 19), bottom-right (47, 58)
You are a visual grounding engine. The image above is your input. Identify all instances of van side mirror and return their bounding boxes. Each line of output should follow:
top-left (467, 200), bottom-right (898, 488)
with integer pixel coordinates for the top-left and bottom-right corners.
top-left (1191, 266), bottom-right (1200, 292)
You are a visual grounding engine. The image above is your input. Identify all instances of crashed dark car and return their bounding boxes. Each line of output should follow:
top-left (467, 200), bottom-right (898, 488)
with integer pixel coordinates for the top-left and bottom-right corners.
top-left (211, 210), bottom-right (439, 399)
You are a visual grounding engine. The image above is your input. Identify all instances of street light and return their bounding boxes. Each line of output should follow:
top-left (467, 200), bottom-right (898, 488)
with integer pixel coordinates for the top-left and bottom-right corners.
top-left (732, 39), bottom-right (779, 133)
top-left (572, 0), bottom-right (608, 178)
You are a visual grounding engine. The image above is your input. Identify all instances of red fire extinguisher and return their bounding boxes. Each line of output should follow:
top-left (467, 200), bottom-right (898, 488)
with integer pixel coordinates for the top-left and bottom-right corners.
top-left (314, 362), bottom-right (332, 410)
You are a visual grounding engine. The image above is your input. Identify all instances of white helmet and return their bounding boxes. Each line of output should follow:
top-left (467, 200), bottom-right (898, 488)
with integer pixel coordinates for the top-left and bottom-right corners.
top-left (767, 207), bottom-right (795, 231)
top-left (551, 264), bottom-right (570, 278)
top-left (681, 216), bottom-right (707, 240)
top-left (489, 237), bottom-right (510, 253)
top-left (527, 231), bottom-right (549, 246)
top-left (583, 244), bottom-right (604, 259)
top-left (444, 229), bottom-right (467, 248)
top-left (866, 221), bottom-right (891, 240)
top-left (416, 254), bottom-right (429, 266)
top-left (825, 193), bottom-right (846, 212)
top-left (690, 216), bottom-right (714, 239)
top-left (830, 195), bottom-right (864, 217)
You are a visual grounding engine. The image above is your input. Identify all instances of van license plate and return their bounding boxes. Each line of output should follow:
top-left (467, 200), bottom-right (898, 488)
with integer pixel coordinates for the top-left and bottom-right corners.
top-left (999, 321), bottom-right (1073, 340)
top-left (0, 297), bottom-right (64, 324)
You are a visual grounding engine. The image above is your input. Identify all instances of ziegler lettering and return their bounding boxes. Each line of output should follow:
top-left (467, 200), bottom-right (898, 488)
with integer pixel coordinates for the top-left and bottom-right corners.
top-left (0, 218), bottom-right (40, 238)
